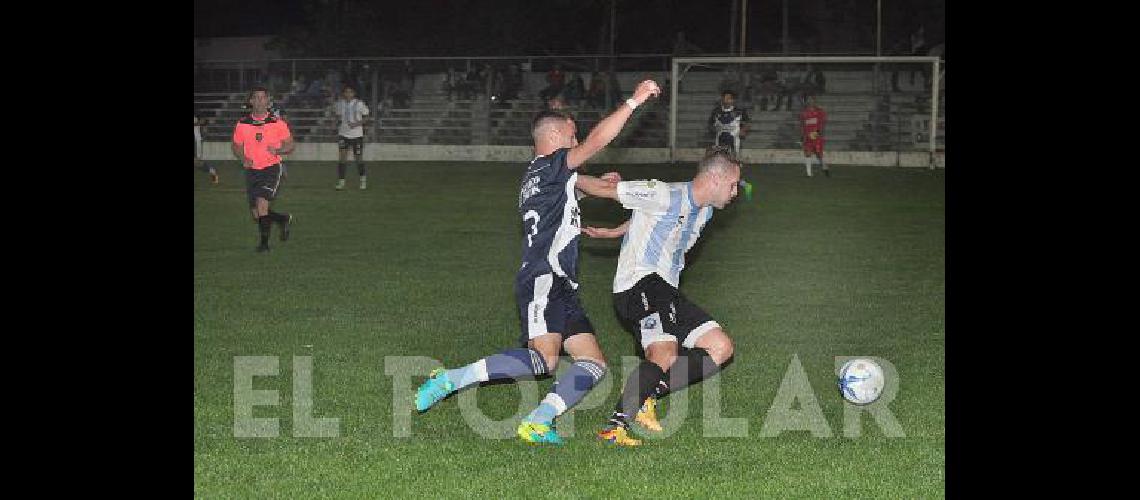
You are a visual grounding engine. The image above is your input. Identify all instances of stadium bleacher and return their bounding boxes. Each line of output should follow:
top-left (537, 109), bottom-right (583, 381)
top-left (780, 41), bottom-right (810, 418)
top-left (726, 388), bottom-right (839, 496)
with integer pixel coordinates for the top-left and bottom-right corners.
top-left (194, 68), bottom-right (943, 152)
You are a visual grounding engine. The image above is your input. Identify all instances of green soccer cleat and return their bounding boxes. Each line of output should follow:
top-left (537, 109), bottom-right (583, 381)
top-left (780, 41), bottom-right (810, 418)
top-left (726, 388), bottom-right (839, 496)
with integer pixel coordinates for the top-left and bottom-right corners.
top-left (415, 368), bottom-right (455, 412)
top-left (517, 421), bottom-right (564, 445)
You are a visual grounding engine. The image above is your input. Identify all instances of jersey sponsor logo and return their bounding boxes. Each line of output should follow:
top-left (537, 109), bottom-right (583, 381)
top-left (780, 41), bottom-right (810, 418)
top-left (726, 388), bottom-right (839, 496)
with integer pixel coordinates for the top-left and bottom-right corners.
top-left (519, 176), bottom-right (542, 207)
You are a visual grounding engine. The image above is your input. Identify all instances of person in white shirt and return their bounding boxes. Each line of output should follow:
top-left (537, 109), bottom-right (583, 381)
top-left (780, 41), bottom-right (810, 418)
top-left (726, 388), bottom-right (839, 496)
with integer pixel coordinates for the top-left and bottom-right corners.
top-left (582, 147), bottom-right (743, 446)
top-left (334, 86), bottom-right (370, 190)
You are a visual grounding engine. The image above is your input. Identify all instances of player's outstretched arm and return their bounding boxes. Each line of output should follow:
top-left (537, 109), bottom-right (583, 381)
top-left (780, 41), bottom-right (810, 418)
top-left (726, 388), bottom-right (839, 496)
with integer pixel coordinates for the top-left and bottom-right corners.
top-left (566, 80), bottom-right (660, 170)
top-left (583, 220), bottom-right (631, 239)
top-left (575, 172), bottom-right (621, 200)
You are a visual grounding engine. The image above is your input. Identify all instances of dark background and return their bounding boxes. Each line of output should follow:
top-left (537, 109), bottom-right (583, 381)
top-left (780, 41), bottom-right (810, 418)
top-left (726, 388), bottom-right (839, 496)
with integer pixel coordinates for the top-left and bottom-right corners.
top-left (194, 0), bottom-right (944, 57)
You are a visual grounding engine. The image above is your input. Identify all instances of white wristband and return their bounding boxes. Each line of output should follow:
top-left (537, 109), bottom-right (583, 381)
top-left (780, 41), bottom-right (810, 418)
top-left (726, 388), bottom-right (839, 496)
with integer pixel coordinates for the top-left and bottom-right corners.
top-left (625, 98), bottom-right (639, 111)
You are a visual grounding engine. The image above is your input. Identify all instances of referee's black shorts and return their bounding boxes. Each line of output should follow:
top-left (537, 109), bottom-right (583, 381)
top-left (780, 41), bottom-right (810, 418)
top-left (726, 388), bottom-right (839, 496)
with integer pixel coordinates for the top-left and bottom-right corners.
top-left (245, 164), bottom-right (283, 207)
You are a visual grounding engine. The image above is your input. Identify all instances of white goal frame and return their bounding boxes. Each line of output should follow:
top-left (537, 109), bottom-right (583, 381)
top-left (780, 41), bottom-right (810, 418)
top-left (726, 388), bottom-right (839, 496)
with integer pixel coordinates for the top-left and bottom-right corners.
top-left (670, 56), bottom-right (942, 165)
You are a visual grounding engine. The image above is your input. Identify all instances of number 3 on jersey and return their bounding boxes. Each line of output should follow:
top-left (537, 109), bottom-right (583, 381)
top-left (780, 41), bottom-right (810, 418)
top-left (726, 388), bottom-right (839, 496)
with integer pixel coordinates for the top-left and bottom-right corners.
top-left (523, 210), bottom-right (540, 247)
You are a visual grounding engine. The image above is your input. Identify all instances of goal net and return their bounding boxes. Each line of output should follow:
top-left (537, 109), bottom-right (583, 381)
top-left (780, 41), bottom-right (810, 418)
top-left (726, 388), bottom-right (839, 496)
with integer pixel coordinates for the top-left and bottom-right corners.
top-left (669, 56), bottom-right (943, 167)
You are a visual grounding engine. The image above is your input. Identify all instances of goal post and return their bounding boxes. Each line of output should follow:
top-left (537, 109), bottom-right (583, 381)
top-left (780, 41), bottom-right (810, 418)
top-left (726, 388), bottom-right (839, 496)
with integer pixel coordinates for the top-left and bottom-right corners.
top-left (669, 56), bottom-right (943, 168)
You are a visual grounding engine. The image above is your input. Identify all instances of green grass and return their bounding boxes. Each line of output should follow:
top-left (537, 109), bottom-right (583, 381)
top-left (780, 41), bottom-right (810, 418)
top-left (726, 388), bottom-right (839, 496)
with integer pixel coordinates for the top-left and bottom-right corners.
top-left (194, 160), bottom-right (944, 498)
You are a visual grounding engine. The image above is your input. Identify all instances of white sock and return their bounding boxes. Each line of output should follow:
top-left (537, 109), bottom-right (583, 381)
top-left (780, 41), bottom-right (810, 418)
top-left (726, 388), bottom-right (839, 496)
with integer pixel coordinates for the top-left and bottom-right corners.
top-left (805, 158), bottom-right (812, 176)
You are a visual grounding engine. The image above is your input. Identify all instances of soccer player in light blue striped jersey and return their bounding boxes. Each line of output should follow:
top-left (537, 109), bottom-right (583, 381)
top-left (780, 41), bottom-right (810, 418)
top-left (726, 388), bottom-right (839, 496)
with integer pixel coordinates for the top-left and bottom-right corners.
top-left (581, 148), bottom-right (742, 446)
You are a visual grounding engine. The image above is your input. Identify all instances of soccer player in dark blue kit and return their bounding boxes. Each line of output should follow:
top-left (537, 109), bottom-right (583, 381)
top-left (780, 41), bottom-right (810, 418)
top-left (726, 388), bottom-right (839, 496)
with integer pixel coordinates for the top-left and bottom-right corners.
top-left (415, 80), bottom-right (663, 445)
top-left (708, 91), bottom-right (754, 200)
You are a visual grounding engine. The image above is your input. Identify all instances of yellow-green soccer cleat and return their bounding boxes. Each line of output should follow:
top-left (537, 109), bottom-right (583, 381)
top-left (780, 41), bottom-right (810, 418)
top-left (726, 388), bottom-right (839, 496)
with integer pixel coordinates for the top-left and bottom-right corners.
top-left (517, 421), bottom-right (564, 445)
top-left (597, 426), bottom-right (642, 447)
top-left (635, 397), bottom-right (663, 433)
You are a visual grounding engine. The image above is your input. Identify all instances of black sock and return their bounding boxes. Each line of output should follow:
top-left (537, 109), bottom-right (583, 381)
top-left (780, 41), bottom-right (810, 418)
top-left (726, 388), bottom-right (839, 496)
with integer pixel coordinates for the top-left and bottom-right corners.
top-left (357, 162), bottom-right (366, 177)
top-left (257, 216), bottom-right (272, 247)
top-left (337, 163), bottom-right (346, 180)
top-left (609, 361), bottom-right (664, 429)
top-left (663, 347), bottom-right (722, 395)
top-left (268, 210), bottom-right (289, 224)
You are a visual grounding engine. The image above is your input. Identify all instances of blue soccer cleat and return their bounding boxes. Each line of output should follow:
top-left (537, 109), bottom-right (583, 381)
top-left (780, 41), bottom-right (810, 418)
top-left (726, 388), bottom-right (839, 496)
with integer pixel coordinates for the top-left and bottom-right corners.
top-left (415, 368), bottom-right (455, 412)
top-left (517, 421), bottom-right (564, 445)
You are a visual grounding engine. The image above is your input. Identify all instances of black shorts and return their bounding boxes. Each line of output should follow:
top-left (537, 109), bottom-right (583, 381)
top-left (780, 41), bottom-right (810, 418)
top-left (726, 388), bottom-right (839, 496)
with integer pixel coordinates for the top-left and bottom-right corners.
top-left (613, 274), bottom-right (720, 351)
top-left (245, 164), bottom-right (283, 207)
top-left (515, 273), bottom-right (595, 346)
top-left (337, 136), bottom-right (364, 156)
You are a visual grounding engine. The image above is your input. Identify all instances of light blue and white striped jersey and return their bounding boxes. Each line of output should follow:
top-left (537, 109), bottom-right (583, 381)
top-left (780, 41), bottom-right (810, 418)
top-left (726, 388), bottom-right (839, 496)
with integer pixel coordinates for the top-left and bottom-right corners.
top-left (613, 180), bottom-right (714, 292)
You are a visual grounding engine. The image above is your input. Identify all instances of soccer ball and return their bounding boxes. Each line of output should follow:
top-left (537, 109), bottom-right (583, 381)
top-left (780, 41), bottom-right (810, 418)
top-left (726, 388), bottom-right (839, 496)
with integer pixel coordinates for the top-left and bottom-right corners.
top-left (837, 358), bottom-right (885, 405)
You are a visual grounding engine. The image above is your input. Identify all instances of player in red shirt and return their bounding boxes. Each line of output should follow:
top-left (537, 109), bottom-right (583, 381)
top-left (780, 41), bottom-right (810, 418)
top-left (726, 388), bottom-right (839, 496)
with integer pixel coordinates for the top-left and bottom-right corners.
top-left (800, 96), bottom-right (829, 177)
top-left (232, 86), bottom-right (295, 252)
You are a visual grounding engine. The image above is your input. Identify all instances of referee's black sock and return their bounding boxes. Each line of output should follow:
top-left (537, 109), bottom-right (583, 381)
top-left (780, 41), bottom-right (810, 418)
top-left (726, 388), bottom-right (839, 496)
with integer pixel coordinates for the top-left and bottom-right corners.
top-left (337, 162), bottom-right (346, 180)
top-left (356, 162), bottom-right (366, 177)
top-left (257, 216), bottom-right (272, 247)
top-left (608, 361), bottom-right (664, 429)
top-left (268, 211), bottom-right (289, 224)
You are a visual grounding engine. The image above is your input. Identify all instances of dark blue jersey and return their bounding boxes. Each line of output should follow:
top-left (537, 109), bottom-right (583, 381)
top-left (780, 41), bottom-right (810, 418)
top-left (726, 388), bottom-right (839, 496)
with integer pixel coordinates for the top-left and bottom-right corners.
top-left (708, 106), bottom-right (749, 136)
top-left (517, 148), bottom-right (582, 288)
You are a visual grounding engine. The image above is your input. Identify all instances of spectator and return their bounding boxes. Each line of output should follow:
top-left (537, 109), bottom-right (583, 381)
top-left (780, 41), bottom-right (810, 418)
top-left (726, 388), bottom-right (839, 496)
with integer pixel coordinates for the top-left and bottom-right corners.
top-left (756, 68), bottom-right (786, 111)
top-left (394, 60), bottom-right (415, 107)
top-left (607, 71), bottom-right (622, 108)
top-left (504, 64), bottom-right (524, 100)
top-left (305, 76), bottom-right (326, 107)
top-left (541, 64), bottom-right (566, 101)
top-left (564, 72), bottom-right (586, 107)
top-left (481, 64), bottom-right (504, 102)
top-left (587, 71), bottom-right (607, 109)
top-left (443, 67), bottom-right (460, 101)
top-left (788, 64), bottom-right (825, 108)
top-left (464, 67), bottom-right (483, 98)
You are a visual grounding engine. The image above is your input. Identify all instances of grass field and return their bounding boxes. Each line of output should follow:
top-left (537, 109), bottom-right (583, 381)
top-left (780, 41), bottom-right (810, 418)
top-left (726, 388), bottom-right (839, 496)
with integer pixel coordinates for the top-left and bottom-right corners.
top-left (194, 160), bottom-right (945, 498)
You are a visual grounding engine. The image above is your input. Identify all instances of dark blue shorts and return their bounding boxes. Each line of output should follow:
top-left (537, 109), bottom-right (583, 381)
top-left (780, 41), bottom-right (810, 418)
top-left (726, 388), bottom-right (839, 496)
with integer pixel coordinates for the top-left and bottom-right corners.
top-left (515, 273), bottom-right (595, 346)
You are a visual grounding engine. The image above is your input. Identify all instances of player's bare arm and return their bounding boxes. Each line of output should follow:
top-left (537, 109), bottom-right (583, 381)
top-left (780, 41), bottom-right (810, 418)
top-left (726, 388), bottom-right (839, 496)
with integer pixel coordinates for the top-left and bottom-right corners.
top-left (268, 135), bottom-right (295, 156)
top-left (566, 80), bottom-right (660, 169)
top-left (574, 172), bottom-right (621, 200)
top-left (582, 220), bottom-right (630, 239)
top-left (231, 141), bottom-right (253, 168)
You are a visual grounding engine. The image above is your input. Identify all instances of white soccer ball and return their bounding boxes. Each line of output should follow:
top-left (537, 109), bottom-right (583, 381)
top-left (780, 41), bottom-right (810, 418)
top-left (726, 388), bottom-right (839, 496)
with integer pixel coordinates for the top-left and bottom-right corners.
top-left (837, 358), bottom-right (885, 405)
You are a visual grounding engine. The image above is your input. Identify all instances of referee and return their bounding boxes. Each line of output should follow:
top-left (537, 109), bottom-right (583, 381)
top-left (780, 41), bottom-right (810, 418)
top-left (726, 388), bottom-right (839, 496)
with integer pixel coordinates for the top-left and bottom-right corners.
top-left (232, 85), bottom-right (295, 252)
